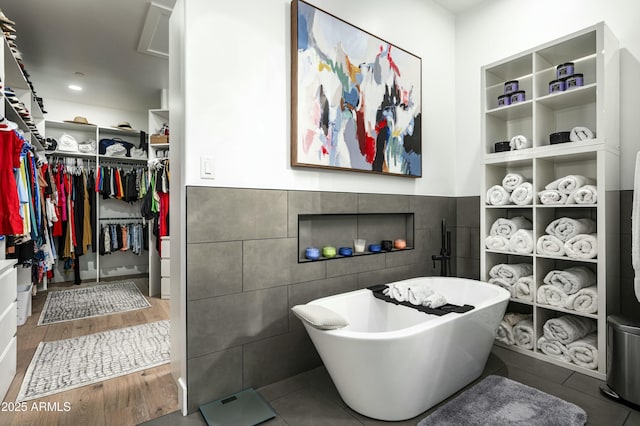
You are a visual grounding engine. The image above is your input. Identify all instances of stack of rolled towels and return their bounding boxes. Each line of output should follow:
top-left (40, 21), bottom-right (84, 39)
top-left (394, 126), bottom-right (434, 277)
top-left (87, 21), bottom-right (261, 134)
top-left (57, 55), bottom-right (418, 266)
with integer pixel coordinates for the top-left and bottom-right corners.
top-left (538, 174), bottom-right (597, 205)
top-left (486, 173), bottom-right (533, 206)
top-left (496, 312), bottom-right (534, 349)
top-left (537, 266), bottom-right (598, 313)
top-left (488, 263), bottom-right (533, 301)
top-left (383, 282), bottom-right (447, 308)
top-left (536, 217), bottom-right (597, 259)
top-left (538, 315), bottom-right (598, 369)
top-left (485, 216), bottom-right (534, 254)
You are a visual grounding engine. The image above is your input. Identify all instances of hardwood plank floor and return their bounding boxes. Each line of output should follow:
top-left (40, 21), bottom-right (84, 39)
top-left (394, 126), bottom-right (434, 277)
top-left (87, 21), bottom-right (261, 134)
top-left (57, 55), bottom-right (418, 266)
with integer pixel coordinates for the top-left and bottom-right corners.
top-left (1, 277), bottom-right (179, 426)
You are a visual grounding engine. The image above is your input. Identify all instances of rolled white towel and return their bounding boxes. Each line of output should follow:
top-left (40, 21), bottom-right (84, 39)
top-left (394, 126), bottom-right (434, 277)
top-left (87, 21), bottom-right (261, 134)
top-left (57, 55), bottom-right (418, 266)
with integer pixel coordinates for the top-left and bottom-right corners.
top-left (508, 229), bottom-right (534, 254)
top-left (537, 284), bottom-right (569, 307)
top-left (486, 185), bottom-right (511, 206)
top-left (384, 282), bottom-right (412, 302)
top-left (502, 173), bottom-right (525, 192)
top-left (537, 336), bottom-right (571, 362)
top-left (485, 235), bottom-right (510, 251)
top-left (567, 185), bottom-right (597, 205)
top-left (513, 318), bottom-right (534, 349)
top-left (564, 233), bottom-right (598, 259)
top-left (490, 216), bottom-right (532, 238)
top-left (510, 182), bottom-right (533, 206)
top-left (407, 285), bottom-right (434, 306)
top-left (565, 286), bottom-right (598, 314)
top-left (489, 263), bottom-right (533, 284)
top-left (543, 315), bottom-right (597, 344)
top-left (536, 235), bottom-right (566, 257)
top-left (488, 277), bottom-right (514, 297)
top-left (510, 135), bottom-right (531, 150)
top-left (570, 126), bottom-right (594, 142)
top-left (543, 266), bottom-right (596, 295)
top-left (423, 292), bottom-right (447, 309)
top-left (538, 189), bottom-right (567, 205)
top-left (567, 333), bottom-right (598, 369)
top-left (496, 313), bottom-right (531, 345)
top-left (513, 276), bottom-right (533, 301)
top-left (545, 175), bottom-right (595, 195)
top-left (545, 217), bottom-right (596, 242)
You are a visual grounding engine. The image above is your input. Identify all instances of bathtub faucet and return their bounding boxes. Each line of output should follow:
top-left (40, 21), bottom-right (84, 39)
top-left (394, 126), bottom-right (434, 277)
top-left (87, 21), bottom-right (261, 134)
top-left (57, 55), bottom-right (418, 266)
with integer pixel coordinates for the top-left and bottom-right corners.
top-left (431, 219), bottom-right (452, 276)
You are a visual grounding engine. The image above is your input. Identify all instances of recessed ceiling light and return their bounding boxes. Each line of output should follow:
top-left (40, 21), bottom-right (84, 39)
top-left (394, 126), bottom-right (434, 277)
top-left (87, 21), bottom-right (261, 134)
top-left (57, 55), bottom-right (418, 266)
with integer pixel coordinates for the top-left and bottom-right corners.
top-left (68, 84), bottom-right (83, 91)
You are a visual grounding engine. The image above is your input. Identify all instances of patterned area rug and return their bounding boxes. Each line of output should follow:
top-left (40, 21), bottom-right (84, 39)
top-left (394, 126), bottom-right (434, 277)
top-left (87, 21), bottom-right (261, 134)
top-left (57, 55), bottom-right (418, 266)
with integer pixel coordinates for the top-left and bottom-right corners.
top-left (418, 375), bottom-right (587, 426)
top-left (38, 281), bottom-right (151, 325)
top-left (17, 320), bottom-right (170, 402)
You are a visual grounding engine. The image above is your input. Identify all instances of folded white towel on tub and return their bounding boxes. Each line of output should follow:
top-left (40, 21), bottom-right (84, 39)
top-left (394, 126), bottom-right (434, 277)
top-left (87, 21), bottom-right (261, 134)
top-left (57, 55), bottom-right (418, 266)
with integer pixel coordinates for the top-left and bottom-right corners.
top-left (423, 293), bottom-right (447, 309)
top-left (485, 235), bottom-right (510, 251)
top-left (383, 282), bottom-right (412, 302)
top-left (545, 217), bottom-right (596, 242)
top-left (545, 175), bottom-right (595, 195)
top-left (565, 286), bottom-right (598, 314)
top-left (510, 134), bottom-right (531, 150)
top-left (564, 233), bottom-right (598, 259)
top-left (488, 277), bottom-right (514, 297)
top-left (536, 235), bottom-right (566, 257)
top-left (489, 263), bottom-right (533, 284)
top-left (570, 126), bottom-right (594, 142)
top-left (537, 284), bottom-right (569, 307)
top-left (510, 182), bottom-right (533, 205)
top-left (543, 266), bottom-right (596, 295)
top-left (543, 315), bottom-right (597, 344)
top-left (567, 185), bottom-right (597, 205)
top-left (567, 333), bottom-right (598, 369)
top-left (502, 173), bottom-right (525, 192)
top-left (538, 189), bottom-right (568, 205)
top-left (514, 319), bottom-right (534, 349)
top-left (486, 185), bottom-right (511, 206)
top-left (407, 285), bottom-right (434, 306)
top-left (496, 313), bottom-right (531, 345)
top-left (537, 337), bottom-right (571, 362)
top-left (508, 229), bottom-right (534, 254)
top-left (490, 216), bottom-right (532, 238)
top-left (513, 276), bottom-right (533, 301)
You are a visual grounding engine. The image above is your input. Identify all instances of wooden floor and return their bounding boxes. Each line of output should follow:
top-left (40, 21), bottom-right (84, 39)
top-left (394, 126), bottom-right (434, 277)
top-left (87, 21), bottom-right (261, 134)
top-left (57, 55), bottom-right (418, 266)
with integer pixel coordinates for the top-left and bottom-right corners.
top-left (1, 277), bottom-right (179, 426)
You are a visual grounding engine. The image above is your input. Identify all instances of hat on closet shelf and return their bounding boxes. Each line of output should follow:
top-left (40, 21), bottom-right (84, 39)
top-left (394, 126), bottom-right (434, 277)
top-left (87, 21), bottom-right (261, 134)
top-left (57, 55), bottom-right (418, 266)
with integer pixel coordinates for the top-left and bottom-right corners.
top-left (0, 10), bottom-right (16, 26)
top-left (114, 121), bottom-right (133, 130)
top-left (64, 116), bottom-right (95, 126)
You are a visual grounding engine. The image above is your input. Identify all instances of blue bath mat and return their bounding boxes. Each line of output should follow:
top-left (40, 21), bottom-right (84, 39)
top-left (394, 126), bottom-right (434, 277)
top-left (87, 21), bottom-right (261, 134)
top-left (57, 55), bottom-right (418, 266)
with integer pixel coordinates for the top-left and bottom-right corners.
top-left (417, 375), bottom-right (586, 426)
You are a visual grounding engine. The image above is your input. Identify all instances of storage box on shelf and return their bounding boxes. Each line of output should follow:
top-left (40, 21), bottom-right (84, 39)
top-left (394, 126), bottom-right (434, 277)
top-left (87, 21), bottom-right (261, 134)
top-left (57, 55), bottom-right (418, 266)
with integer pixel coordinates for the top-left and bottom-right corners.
top-left (481, 23), bottom-right (619, 380)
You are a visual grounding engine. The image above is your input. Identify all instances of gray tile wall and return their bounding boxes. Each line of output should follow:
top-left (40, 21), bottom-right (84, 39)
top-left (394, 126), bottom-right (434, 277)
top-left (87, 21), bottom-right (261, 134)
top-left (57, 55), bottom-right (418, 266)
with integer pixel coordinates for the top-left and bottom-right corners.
top-left (185, 187), bottom-right (456, 411)
top-left (620, 190), bottom-right (640, 320)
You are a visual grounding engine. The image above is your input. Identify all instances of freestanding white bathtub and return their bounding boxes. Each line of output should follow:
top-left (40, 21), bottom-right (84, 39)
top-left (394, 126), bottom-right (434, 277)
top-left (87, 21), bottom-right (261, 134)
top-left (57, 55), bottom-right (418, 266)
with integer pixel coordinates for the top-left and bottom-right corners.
top-left (299, 277), bottom-right (510, 421)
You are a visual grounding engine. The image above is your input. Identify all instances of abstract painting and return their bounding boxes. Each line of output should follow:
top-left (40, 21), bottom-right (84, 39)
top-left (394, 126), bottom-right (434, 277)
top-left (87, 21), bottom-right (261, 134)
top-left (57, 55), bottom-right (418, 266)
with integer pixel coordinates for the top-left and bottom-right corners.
top-left (291, 0), bottom-right (422, 177)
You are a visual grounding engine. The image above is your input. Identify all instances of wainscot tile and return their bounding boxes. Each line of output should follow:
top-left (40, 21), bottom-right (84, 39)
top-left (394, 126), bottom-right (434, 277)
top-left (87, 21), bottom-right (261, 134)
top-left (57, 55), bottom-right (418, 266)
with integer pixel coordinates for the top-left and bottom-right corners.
top-left (358, 193), bottom-right (410, 213)
top-left (187, 347), bottom-right (242, 412)
top-left (187, 241), bottom-right (242, 300)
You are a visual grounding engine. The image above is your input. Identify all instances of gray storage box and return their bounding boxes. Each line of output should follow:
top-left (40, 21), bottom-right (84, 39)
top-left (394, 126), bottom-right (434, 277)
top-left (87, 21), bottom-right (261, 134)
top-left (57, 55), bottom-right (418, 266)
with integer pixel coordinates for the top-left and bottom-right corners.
top-left (604, 315), bottom-right (640, 406)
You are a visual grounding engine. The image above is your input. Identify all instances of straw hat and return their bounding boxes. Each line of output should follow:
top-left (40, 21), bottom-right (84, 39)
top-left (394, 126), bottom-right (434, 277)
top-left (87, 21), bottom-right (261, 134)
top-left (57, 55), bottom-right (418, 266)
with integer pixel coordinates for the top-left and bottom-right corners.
top-left (64, 116), bottom-right (95, 126)
top-left (114, 121), bottom-right (133, 130)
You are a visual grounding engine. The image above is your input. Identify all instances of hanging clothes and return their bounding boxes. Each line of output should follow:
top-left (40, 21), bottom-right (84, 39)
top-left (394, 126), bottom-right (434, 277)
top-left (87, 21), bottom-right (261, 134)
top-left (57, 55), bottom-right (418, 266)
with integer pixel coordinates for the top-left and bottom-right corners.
top-left (0, 127), bottom-right (25, 235)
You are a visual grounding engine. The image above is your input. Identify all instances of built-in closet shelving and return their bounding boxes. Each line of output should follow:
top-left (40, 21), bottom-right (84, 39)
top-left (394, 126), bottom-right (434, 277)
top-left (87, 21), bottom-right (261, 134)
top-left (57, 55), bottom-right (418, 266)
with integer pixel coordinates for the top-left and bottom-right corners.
top-left (44, 120), bottom-right (149, 285)
top-left (147, 108), bottom-right (169, 298)
top-left (480, 22), bottom-right (620, 380)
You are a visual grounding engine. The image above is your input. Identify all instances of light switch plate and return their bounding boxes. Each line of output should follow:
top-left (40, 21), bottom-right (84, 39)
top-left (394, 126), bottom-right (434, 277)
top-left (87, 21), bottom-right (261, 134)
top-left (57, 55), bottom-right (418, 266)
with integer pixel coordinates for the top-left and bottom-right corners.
top-left (200, 156), bottom-right (215, 179)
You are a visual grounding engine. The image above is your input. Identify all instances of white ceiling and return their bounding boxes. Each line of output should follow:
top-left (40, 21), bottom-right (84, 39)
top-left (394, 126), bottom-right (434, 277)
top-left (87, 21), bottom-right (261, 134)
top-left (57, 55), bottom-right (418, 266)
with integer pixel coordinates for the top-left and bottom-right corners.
top-left (2, 0), bottom-right (175, 113)
top-left (2, 0), bottom-right (486, 115)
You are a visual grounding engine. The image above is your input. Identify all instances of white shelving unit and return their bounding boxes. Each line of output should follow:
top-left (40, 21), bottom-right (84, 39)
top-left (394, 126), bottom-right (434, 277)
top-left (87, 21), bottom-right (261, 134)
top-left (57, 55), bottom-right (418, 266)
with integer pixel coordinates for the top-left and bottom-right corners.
top-left (0, 259), bottom-right (17, 401)
top-left (44, 120), bottom-right (150, 284)
top-left (148, 108), bottom-right (169, 298)
top-left (480, 22), bottom-right (620, 380)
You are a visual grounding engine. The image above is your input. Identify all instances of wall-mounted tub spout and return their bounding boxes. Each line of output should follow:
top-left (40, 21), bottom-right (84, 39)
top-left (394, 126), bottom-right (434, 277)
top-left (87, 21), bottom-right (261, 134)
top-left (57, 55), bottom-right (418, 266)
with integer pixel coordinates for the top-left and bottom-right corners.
top-left (431, 219), bottom-right (452, 276)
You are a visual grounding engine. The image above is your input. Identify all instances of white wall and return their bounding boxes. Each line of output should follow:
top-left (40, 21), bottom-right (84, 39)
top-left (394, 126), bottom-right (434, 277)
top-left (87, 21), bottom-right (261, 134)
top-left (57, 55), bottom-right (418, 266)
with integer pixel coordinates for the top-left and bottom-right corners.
top-left (455, 0), bottom-right (640, 194)
top-left (45, 98), bottom-right (150, 132)
top-left (182, 0), bottom-right (457, 196)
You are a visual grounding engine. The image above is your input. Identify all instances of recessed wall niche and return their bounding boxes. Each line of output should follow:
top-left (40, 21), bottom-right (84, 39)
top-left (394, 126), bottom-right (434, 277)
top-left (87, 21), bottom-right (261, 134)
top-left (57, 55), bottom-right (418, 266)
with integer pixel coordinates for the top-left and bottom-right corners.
top-left (297, 213), bottom-right (415, 262)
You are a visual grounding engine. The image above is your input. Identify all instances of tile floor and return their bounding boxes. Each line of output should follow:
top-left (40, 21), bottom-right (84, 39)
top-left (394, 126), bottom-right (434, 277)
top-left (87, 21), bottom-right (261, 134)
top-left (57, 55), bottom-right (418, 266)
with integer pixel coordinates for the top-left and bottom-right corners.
top-left (143, 346), bottom-right (640, 426)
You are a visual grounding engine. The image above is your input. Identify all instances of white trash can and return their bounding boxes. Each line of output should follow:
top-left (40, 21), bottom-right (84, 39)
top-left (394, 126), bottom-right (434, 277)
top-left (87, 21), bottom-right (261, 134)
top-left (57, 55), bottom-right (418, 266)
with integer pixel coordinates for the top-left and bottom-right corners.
top-left (16, 283), bottom-right (32, 326)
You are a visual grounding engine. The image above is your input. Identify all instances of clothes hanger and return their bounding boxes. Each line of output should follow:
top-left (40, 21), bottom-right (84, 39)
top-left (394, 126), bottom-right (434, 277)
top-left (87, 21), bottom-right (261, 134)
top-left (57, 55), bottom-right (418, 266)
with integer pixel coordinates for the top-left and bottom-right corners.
top-left (0, 114), bottom-right (18, 131)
